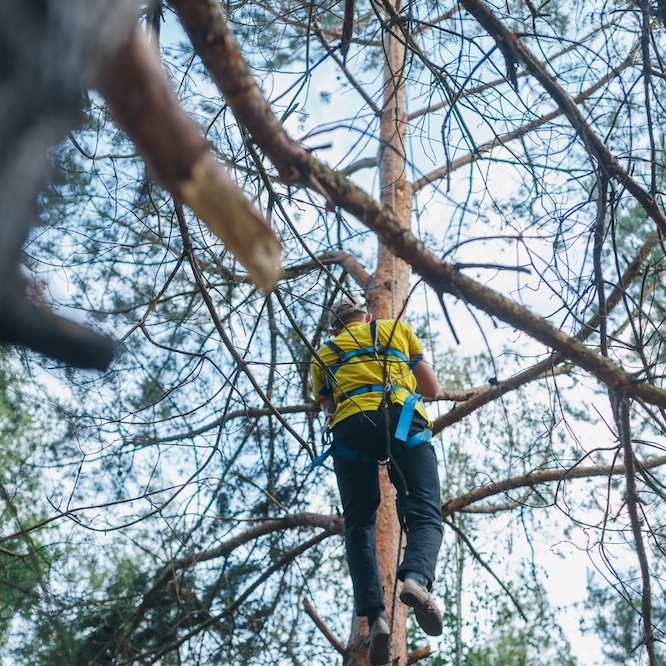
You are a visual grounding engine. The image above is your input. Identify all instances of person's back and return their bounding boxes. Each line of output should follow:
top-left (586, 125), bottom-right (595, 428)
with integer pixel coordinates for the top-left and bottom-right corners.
top-left (312, 317), bottom-right (429, 429)
top-left (310, 296), bottom-right (444, 666)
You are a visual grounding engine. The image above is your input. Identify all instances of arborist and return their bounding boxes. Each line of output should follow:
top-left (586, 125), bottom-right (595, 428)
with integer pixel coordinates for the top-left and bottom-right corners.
top-left (310, 296), bottom-right (444, 666)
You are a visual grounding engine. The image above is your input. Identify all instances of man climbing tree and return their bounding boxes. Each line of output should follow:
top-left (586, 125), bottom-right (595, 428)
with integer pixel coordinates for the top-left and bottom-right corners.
top-left (311, 296), bottom-right (443, 665)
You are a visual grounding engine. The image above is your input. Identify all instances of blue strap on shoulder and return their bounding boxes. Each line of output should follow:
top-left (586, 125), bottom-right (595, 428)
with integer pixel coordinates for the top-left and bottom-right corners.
top-left (408, 353), bottom-right (424, 368)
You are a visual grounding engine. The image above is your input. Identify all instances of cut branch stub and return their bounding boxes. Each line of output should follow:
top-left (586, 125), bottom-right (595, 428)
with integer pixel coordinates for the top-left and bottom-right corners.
top-left (98, 25), bottom-right (282, 292)
top-left (170, 0), bottom-right (310, 184)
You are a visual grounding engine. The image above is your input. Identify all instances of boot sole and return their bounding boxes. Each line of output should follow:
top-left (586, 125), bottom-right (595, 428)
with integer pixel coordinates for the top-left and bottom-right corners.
top-left (370, 631), bottom-right (390, 665)
top-left (399, 589), bottom-right (443, 636)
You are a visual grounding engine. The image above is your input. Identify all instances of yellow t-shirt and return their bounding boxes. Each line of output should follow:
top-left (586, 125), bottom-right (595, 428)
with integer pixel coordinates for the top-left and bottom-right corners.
top-left (310, 319), bottom-right (431, 428)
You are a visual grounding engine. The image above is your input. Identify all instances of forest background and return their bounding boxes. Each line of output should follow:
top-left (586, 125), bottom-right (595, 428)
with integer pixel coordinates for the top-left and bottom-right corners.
top-left (2, 0), bottom-right (666, 665)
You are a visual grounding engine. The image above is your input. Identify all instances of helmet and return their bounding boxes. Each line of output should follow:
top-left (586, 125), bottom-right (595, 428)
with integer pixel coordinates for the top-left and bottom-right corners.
top-left (329, 296), bottom-right (368, 328)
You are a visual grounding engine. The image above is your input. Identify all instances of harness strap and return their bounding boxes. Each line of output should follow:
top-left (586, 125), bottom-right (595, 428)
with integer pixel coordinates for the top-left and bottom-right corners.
top-left (311, 393), bottom-right (431, 468)
top-left (325, 345), bottom-right (410, 370)
top-left (312, 321), bottom-right (429, 468)
top-left (310, 441), bottom-right (377, 467)
top-left (323, 321), bottom-right (411, 384)
top-left (395, 392), bottom-right (432, 448)
top-left (395, 392), bottom-right (419, 441)
top-left (337, 383), bottom-right (397, 404)
top-left (408, 353), bottom-right (424, 368)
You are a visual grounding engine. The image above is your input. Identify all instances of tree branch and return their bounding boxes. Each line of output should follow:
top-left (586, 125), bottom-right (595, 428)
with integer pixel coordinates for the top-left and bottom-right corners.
top-left (169, 0), bottom-right (666, 409)
top-left (614, 394), bottom-right (657, 664)
top-left (445, 517), bottom-right (527, 620)
top-left (98, 24), bottom-right (282, 291)
top-left (441, 454), bottom-right (666, 518)
top-left (458, 0), bottom-right (666, 238)
top-left (119, 531), bottom-right (332, 666)
top-left (0, 280), bottom-right (116, 370)
top-left (302, 597), bottom-right (346, 655)
top-left (408, 645), bottom-right (432, 664)
top-left (176, 205), bottom-right (313, 457)
top-left (169, 0), bottom-right (311, 184)
top-left (126, 516), bottom-right (340, 655)
top-left (413, 43), bottom-right (640, 191)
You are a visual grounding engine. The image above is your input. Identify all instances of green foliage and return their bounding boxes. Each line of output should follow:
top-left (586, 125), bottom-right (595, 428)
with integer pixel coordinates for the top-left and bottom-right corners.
top-left (0, 357), bottom-right (63, 655)
top-left (0, 550), bottom-right (41, 639)
top-left (464, 619), bottom-right (578, 666)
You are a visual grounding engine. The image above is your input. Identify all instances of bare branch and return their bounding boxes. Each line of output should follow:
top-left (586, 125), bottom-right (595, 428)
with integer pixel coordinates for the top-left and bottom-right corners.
top-left (413, 43), bottom-right (640, 191)
top-left (445, 517), bottom-right (527, 620)
top-left (170, 0), bottom-right (666, 407)
top-left (98, 25), bottom-right (282, 291)
top-left (169, 0), bottom-right (311, 183)
top-left (458, 0), bottom-right (666, 238)
top-left (176, 205), bottom-right (313, 457)
top-left (408, 645), bottom-right (433, 664)
top-left (120, 532), bottom-right (331, 666)
top-left (614, 394), bottom-right (658, 664)
top-left (441, 454), bottom-right (666, 518)
top-left (302, 597), bottom-right (346, 655)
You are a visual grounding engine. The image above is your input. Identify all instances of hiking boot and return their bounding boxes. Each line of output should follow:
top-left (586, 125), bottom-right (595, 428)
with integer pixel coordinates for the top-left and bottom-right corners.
top-left (399, 578), bottom-right (443, 636)
top-left (368, 616), bottom-right (390, 665)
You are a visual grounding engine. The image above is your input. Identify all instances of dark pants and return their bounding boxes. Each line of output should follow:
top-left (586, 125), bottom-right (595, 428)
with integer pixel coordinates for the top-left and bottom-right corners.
top-left (332, 405), bottom-right (444, 618)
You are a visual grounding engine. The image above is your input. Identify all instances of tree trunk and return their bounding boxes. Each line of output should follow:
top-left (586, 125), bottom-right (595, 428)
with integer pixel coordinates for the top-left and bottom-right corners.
top-left (347, 4), bottom-right (413, 663)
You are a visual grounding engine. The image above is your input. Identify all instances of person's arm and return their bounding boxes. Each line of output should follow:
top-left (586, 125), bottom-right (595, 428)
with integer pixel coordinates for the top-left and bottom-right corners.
top-left (311, 358), bottom-right (335, 426)
top-left (400, 321), bottom-right (439, 398)
top-left (319, 397), bottom-right (334, 415)
top-left (318, 397), bottom-right (335, 428)
top-left (412, 357), bottom-right (439, 398)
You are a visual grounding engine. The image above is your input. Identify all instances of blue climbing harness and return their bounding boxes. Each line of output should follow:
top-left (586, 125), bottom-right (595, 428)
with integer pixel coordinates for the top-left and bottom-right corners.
top-left (311, 321), bottom-right (431, 467)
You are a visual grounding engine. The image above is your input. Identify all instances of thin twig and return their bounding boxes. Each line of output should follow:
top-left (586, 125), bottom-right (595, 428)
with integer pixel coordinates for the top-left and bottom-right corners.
top-left (445, 517), bottom-right (527, 620)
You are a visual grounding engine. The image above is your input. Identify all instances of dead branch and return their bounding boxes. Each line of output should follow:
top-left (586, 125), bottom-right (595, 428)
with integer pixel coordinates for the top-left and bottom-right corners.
top-left (310, 25), bottom-right (382, 116)
top-left (445, 517), bottom-right (527, 620)
top-left (614, 394), bottom-right (658, 664)
top-left (407, 19), bottom-right (623, 121)
top-left (169, 0), bottom-right (311, 183)
top-left (283, 250), bottom-right (371, 287)
top-left (432, 219), bottom-right (664, 429)
top-left (340, 0), bottom-right (355, 61)
top-left (408, 646), bottom-right (432, 664)
top-left (173, 514), bottom-right (342, 571)
top-left (176, 205), bottom-right (312, 457)
top-left (302, 597), bottom-right (346, 655)
top-left (441, 454), bottom-right (666, 519)
top-left (432, 360), bottom-right (574, 432)
top-left (98, 24), bottom-right (281, 291)
top-left (169, 0), bottom-right (666, 408)
top-left (413, 43), bottom-right (640, 191)
top-left (121, 532), bottom-right (331, 666)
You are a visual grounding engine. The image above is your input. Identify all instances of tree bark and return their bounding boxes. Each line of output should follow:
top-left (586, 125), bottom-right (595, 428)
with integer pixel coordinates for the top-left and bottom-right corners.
top-left (347, 5), bottom-right (413, 664)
